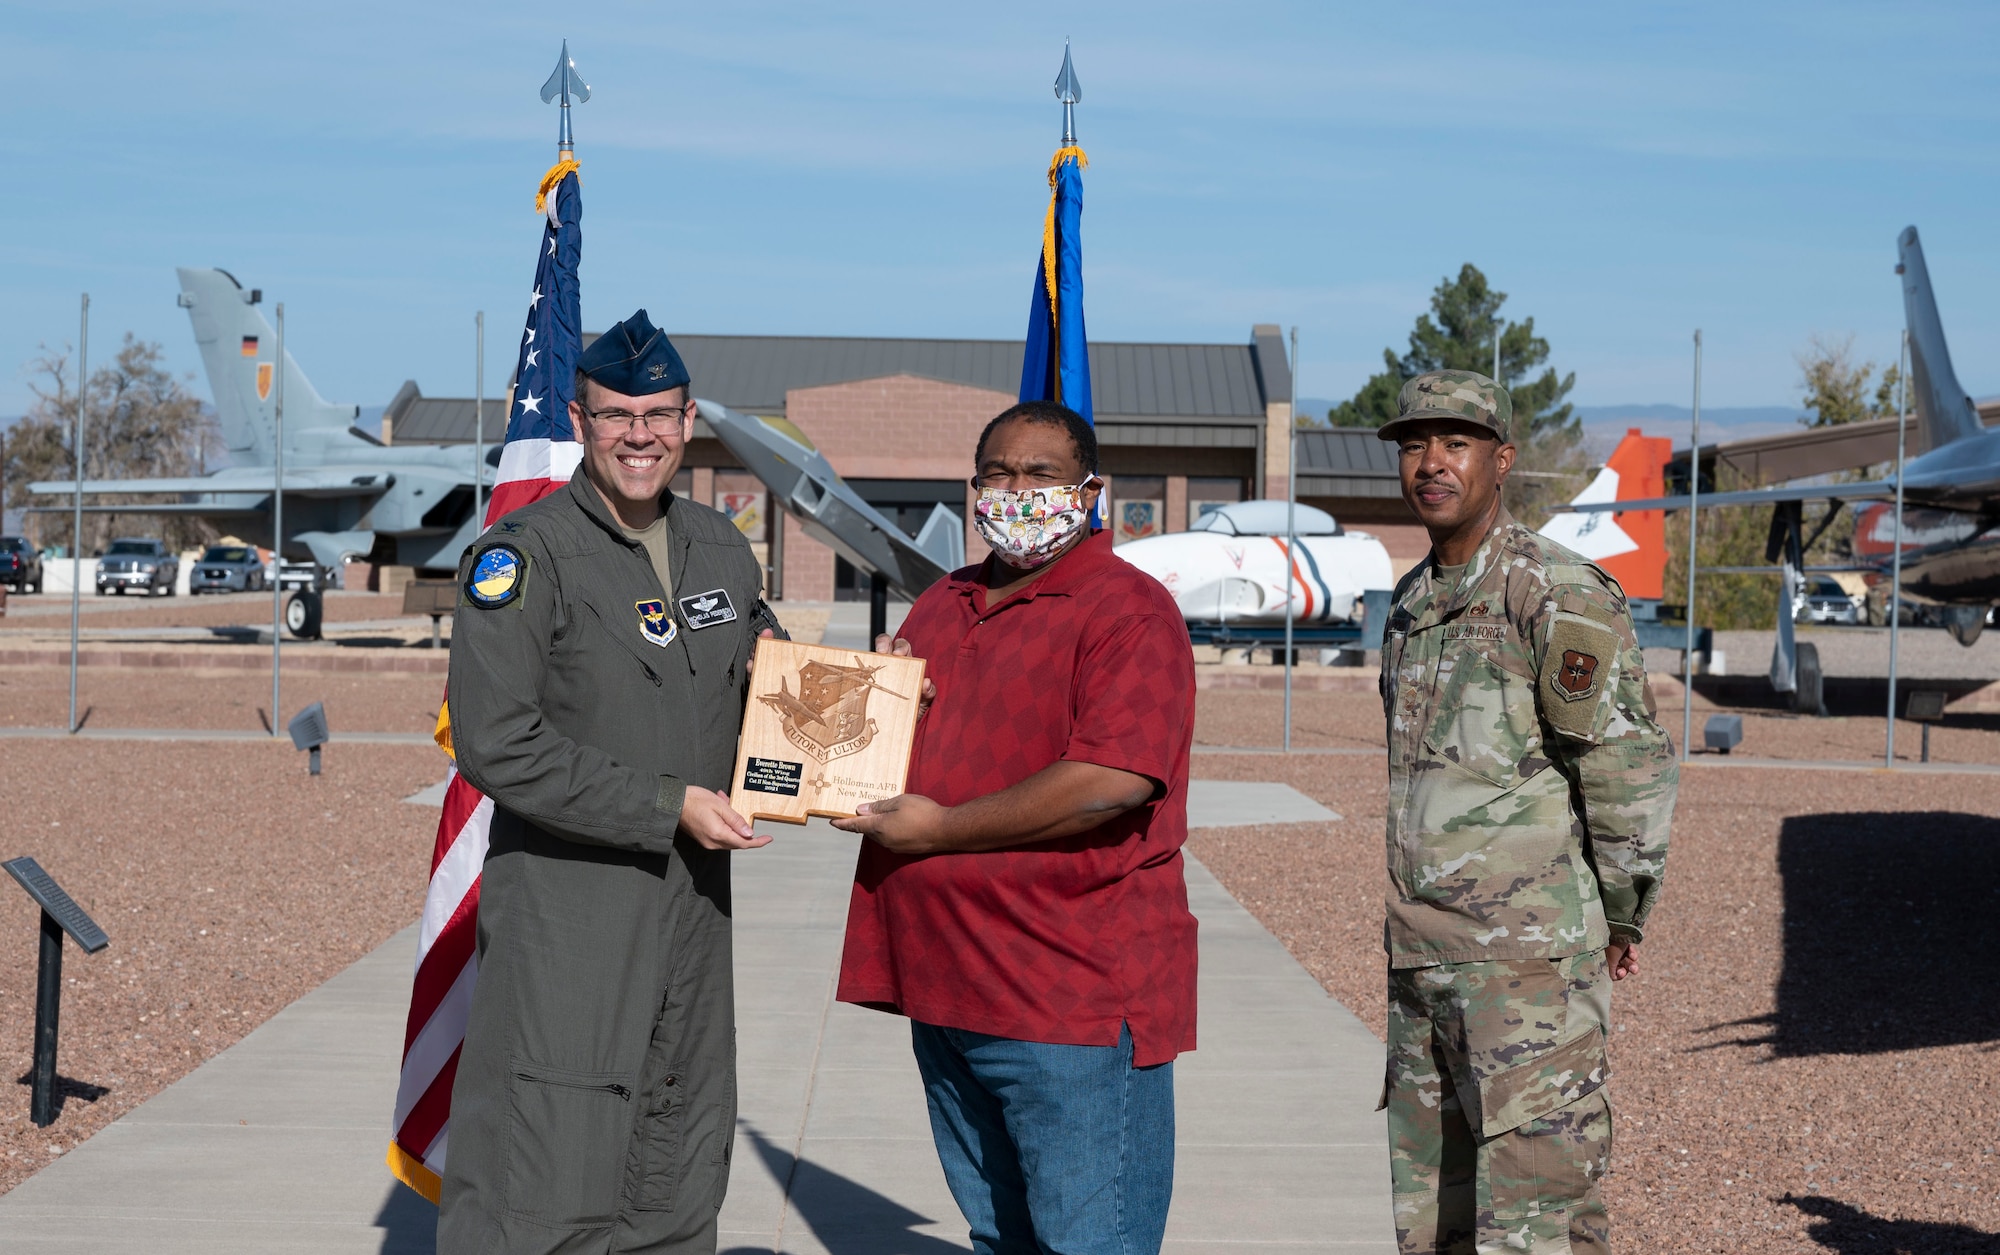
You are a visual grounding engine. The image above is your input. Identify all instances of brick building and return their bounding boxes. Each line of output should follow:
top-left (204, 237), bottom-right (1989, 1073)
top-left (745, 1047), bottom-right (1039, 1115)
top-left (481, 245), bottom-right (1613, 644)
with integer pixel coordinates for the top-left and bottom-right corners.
top-left (381, 325), bottom-right (1424, 598)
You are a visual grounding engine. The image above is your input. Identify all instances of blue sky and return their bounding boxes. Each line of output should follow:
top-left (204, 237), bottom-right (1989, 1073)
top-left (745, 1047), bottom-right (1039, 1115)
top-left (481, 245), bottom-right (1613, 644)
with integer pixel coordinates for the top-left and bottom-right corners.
top-left (6, 1), bottom-right (1999, 421)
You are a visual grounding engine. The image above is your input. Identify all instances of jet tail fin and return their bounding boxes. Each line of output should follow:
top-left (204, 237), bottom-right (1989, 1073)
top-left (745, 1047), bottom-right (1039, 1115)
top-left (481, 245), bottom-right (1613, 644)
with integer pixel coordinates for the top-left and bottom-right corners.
top-left (912, 502), bottom-right (966, 573)
top-left (175, 268), bottom-right (359, 467)
top-left (1533, 429), bottom-right (1673, 599)
top-left (1898, 227), bottom-right (1984, 451)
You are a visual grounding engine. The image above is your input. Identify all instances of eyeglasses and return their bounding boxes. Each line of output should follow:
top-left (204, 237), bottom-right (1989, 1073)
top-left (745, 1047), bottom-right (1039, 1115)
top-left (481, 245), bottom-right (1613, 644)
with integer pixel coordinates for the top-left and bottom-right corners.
top-left (582, 404), bottom-right (692, 439)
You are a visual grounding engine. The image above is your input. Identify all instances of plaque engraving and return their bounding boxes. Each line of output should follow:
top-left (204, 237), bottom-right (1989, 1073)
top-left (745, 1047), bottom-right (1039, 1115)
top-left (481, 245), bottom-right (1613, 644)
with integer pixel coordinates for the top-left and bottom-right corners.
top-left (730, 639), bottom-right (925, 823)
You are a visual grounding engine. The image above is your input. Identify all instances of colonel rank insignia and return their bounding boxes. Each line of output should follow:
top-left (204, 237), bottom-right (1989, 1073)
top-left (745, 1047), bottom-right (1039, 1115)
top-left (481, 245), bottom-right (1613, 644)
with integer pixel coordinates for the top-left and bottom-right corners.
top-left (465, 544), bottom-right (527, 609)
top-left (636, 598), bottom-right (678, 647)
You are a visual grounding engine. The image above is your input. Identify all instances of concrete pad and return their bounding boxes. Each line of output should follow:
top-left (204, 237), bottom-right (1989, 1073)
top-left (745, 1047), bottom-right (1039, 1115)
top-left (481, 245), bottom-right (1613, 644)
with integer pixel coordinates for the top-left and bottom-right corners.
top-left (401, 778), bottom-right (448, 806)
top-left (0, 818), bottom-right (1392, 1255)
top-left (1187, 779), bottom-right (1340, 827)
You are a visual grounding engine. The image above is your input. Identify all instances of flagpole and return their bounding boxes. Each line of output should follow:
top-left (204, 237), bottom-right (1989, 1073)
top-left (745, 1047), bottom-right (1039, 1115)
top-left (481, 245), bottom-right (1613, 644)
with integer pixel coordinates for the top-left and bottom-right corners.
top-left (68, 294), bottom-right (88, 734)
top-left (1681, 330), bottom-right (1701, 763)
top-left (1886, 328), bottom-right (1908, 766)
top-left (271, 303), bottom-right (285, 736)
top-left (474, 311), bottom-right (486, 528)
top-left (1283, 326), bottom-right (1297, 753)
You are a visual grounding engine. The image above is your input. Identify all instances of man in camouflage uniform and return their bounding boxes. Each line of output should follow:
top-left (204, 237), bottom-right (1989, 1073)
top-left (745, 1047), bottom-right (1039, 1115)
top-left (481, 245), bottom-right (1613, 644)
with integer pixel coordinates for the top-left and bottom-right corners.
top-left (1374, 371), bottom-right (1676, 1254)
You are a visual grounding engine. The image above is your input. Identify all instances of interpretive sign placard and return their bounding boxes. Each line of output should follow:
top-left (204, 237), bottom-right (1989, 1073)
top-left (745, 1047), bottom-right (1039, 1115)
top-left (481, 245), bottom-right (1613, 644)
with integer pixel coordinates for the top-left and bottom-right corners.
top-left (730, 638), bottom-right (926, 824)
top-left (4, 857), bottom-right (108, 953)
top-left (5, 856), bottom-right (109, 1126)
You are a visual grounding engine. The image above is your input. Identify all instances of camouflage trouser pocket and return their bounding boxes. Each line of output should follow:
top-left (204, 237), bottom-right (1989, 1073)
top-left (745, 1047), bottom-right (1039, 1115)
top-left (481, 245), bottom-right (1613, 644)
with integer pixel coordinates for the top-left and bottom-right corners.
top-left (1479, 1086), bottom-right (1612, 1254)
top-left (1475, 1029), bottom-right (1608, 1140)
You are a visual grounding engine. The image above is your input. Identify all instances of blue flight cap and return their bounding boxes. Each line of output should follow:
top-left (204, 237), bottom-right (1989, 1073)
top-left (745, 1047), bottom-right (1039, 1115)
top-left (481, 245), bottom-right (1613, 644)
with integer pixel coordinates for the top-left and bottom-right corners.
top-left (577, 309), bottom-right (690, 396)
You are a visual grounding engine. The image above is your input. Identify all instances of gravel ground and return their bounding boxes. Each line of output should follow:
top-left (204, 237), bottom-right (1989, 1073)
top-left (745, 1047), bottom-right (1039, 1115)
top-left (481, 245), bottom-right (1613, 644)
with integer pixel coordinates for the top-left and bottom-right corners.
top-left (1197, 687), bottom-right (2000, 767)
top-left (0, 666), bottom-right (446, 733)
top-left (1190, 744), bottom-right (2000, 1251)
top-left (0, 739), bottom-right (439, 1195)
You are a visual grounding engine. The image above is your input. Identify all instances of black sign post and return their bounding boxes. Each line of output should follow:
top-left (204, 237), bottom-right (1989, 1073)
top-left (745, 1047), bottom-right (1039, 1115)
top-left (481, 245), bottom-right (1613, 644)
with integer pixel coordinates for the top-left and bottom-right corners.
top-left (3, 857), bottom-right (109, 1127)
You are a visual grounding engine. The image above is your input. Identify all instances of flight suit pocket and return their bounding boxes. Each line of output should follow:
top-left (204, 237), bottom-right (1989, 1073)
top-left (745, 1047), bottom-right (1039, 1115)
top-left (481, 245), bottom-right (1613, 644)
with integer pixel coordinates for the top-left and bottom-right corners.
top-left (631, 1065), bottom-right (686, 1212)
top-left (503, 1061), bottom-right (635, 1227)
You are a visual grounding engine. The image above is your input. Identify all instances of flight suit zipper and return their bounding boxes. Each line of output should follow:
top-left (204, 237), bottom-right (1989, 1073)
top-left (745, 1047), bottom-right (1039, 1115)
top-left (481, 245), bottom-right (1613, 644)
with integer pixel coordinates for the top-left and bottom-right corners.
top-left (513, 1070), bottom-right (632, 1101)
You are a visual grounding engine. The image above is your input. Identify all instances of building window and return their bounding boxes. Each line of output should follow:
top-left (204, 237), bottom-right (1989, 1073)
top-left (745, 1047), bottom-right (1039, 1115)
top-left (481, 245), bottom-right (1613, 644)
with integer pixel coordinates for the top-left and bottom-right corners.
top-left (1187, 476), bottom-right (1245, 529)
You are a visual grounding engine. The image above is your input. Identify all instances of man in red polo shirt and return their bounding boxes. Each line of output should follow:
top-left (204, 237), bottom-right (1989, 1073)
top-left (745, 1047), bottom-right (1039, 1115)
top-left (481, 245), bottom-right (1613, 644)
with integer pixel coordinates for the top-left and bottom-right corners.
top-left (833, 401), bottom-right (1198, 1255)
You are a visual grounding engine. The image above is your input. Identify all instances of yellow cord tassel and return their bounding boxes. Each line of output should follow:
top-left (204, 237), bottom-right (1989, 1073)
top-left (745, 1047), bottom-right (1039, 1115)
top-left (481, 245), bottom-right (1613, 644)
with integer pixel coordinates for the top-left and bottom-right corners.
top-left (434, 697), bottom-right (455, 760)
top-left (1039, 147), bottom-right (1089, 391)
top-left (535, 157), bottom-right (580, 215)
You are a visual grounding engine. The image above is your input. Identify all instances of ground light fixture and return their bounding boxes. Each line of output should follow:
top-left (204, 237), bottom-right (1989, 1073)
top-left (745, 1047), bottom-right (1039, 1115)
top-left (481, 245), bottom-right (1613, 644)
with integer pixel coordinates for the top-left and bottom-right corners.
top-left (288, 701), bottom-right (330, 775)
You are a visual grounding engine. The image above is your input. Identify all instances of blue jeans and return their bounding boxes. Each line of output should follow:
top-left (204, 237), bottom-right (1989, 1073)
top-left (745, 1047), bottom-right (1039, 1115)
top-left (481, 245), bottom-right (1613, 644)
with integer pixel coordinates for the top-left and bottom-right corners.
top-left (910, 1020), bottom-right (1175, 1255)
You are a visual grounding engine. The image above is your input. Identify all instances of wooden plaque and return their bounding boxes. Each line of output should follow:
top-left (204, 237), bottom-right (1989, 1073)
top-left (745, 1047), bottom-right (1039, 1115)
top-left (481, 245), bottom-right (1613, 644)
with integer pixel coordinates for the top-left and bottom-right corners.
top-left (729, 638), bottom-right (927, 824)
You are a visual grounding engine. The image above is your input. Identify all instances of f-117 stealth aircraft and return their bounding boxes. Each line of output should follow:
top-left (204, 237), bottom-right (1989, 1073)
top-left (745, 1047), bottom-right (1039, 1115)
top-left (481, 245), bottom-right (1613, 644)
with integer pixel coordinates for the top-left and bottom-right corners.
top-left (30, 267), bottom-right (492, 574)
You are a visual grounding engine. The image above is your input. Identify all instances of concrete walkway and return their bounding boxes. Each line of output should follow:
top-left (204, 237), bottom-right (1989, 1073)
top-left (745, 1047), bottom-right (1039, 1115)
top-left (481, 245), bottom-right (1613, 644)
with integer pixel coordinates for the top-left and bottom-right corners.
top-left (0, 823), bottom-right (1392, 1254)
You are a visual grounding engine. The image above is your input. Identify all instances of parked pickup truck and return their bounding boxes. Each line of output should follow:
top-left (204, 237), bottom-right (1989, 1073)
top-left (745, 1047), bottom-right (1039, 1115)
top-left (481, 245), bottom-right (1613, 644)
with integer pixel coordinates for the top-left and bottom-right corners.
top-left (0, 536), bottom-right (41, 593)
top-left (95, 537), bottom-right (179, 596)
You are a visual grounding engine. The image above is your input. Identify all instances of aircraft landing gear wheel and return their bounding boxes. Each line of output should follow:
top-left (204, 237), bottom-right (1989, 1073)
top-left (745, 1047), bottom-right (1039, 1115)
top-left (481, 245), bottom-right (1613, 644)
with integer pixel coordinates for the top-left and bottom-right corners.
top-left (284, 590), bottom-right (323, 640)
top-left (1792, 641), bottom-right (1825, 717)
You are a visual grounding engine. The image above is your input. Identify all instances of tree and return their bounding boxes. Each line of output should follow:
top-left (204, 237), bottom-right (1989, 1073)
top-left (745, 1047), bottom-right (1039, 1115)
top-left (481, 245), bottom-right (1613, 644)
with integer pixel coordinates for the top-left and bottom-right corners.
top-left (1328, 264), bottom-right (1578, 441)
top-left (3, 335), bottom-right (220, 553)
top-left (1330, 264), bottom-right (1587, 522)
top-left (1797, 334), bottom-right (1903, 429)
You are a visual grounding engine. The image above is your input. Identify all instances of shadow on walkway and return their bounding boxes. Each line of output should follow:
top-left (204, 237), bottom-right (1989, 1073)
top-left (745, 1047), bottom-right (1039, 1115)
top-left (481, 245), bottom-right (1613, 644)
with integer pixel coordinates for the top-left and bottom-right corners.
top-left (1701, 811), bottom-right (2000, 1056)
top-left (723, 1124), bottom-right (963, 1255)
top-left (1785, 1194), bottom-right (2000, 1253)
top-left (372, 1180), bottom-right (436, 1255)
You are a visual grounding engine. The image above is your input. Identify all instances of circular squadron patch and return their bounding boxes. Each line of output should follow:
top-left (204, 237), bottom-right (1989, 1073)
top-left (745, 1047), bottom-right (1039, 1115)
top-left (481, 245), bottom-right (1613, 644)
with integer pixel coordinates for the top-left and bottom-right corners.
top-left (466, 544), bottom-right (526, 608)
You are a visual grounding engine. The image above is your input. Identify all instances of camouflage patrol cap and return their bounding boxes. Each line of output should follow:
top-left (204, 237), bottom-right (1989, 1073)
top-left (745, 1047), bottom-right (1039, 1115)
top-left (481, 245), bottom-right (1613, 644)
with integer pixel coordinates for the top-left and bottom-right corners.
top-left (1376, 370), bottom-right (1513, 443)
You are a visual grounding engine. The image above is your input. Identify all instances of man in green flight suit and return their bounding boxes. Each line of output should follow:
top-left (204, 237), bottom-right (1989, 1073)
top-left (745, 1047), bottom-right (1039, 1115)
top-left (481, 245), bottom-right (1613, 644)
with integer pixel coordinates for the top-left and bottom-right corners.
top-left (438, 310), bottom-right (783, 1255)
top-left (1375, 371), bottom-right (1677, 1255)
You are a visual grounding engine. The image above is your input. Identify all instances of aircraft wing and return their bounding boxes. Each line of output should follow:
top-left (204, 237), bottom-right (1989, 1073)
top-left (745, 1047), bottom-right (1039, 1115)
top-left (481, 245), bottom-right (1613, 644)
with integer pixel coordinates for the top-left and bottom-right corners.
top-left (1567, 478), bottom-right (1897, 513)
top-left (26, 470), bottom-right (391, 498)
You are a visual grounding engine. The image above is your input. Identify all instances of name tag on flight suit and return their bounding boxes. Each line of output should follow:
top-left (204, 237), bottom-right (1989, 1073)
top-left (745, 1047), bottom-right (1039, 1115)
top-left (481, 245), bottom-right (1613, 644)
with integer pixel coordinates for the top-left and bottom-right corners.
top-left (678, 588), bottom-right (737, 630)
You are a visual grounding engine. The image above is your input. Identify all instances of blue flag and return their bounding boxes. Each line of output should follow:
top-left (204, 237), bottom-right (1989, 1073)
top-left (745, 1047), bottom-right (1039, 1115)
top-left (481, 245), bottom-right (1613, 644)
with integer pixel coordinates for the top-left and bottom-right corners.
top-left (1019, 147), bottom-right (1092, 424)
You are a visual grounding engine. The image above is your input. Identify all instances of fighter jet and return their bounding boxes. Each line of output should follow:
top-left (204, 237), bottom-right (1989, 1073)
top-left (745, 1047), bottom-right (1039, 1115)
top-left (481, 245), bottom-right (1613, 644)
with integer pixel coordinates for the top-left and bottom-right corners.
top-left (697, 402), bottom-right (963, 596)
top-left (1569, 227), bottom-right (2000, 650)
top-left (30, 268), bottom-right (492, 577)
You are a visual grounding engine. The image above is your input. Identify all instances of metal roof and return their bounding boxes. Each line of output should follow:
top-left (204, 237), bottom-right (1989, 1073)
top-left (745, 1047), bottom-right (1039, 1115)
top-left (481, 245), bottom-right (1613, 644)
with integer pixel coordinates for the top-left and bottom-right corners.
top-left (1295, 427), bottom-right (1404, 499)
top-left (389, 330), bottom-right (1282, 445)
top-left (1297, 427), bottom-right (1398, 475)
top-left (672, 334), bottom-right (1274, 421)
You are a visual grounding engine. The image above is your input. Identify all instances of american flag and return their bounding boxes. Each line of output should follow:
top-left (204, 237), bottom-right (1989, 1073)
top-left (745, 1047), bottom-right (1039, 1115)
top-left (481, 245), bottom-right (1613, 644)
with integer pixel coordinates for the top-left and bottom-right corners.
top-left (386, 165), bottom-right (583, 1203)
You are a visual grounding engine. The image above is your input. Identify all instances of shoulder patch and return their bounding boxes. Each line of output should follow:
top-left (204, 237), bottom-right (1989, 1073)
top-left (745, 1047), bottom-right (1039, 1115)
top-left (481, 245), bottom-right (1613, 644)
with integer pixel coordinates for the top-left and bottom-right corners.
top-left (1541, 611), bottom-right (1620, 740)
top-left (464, 543), bottom-right (529, 609)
